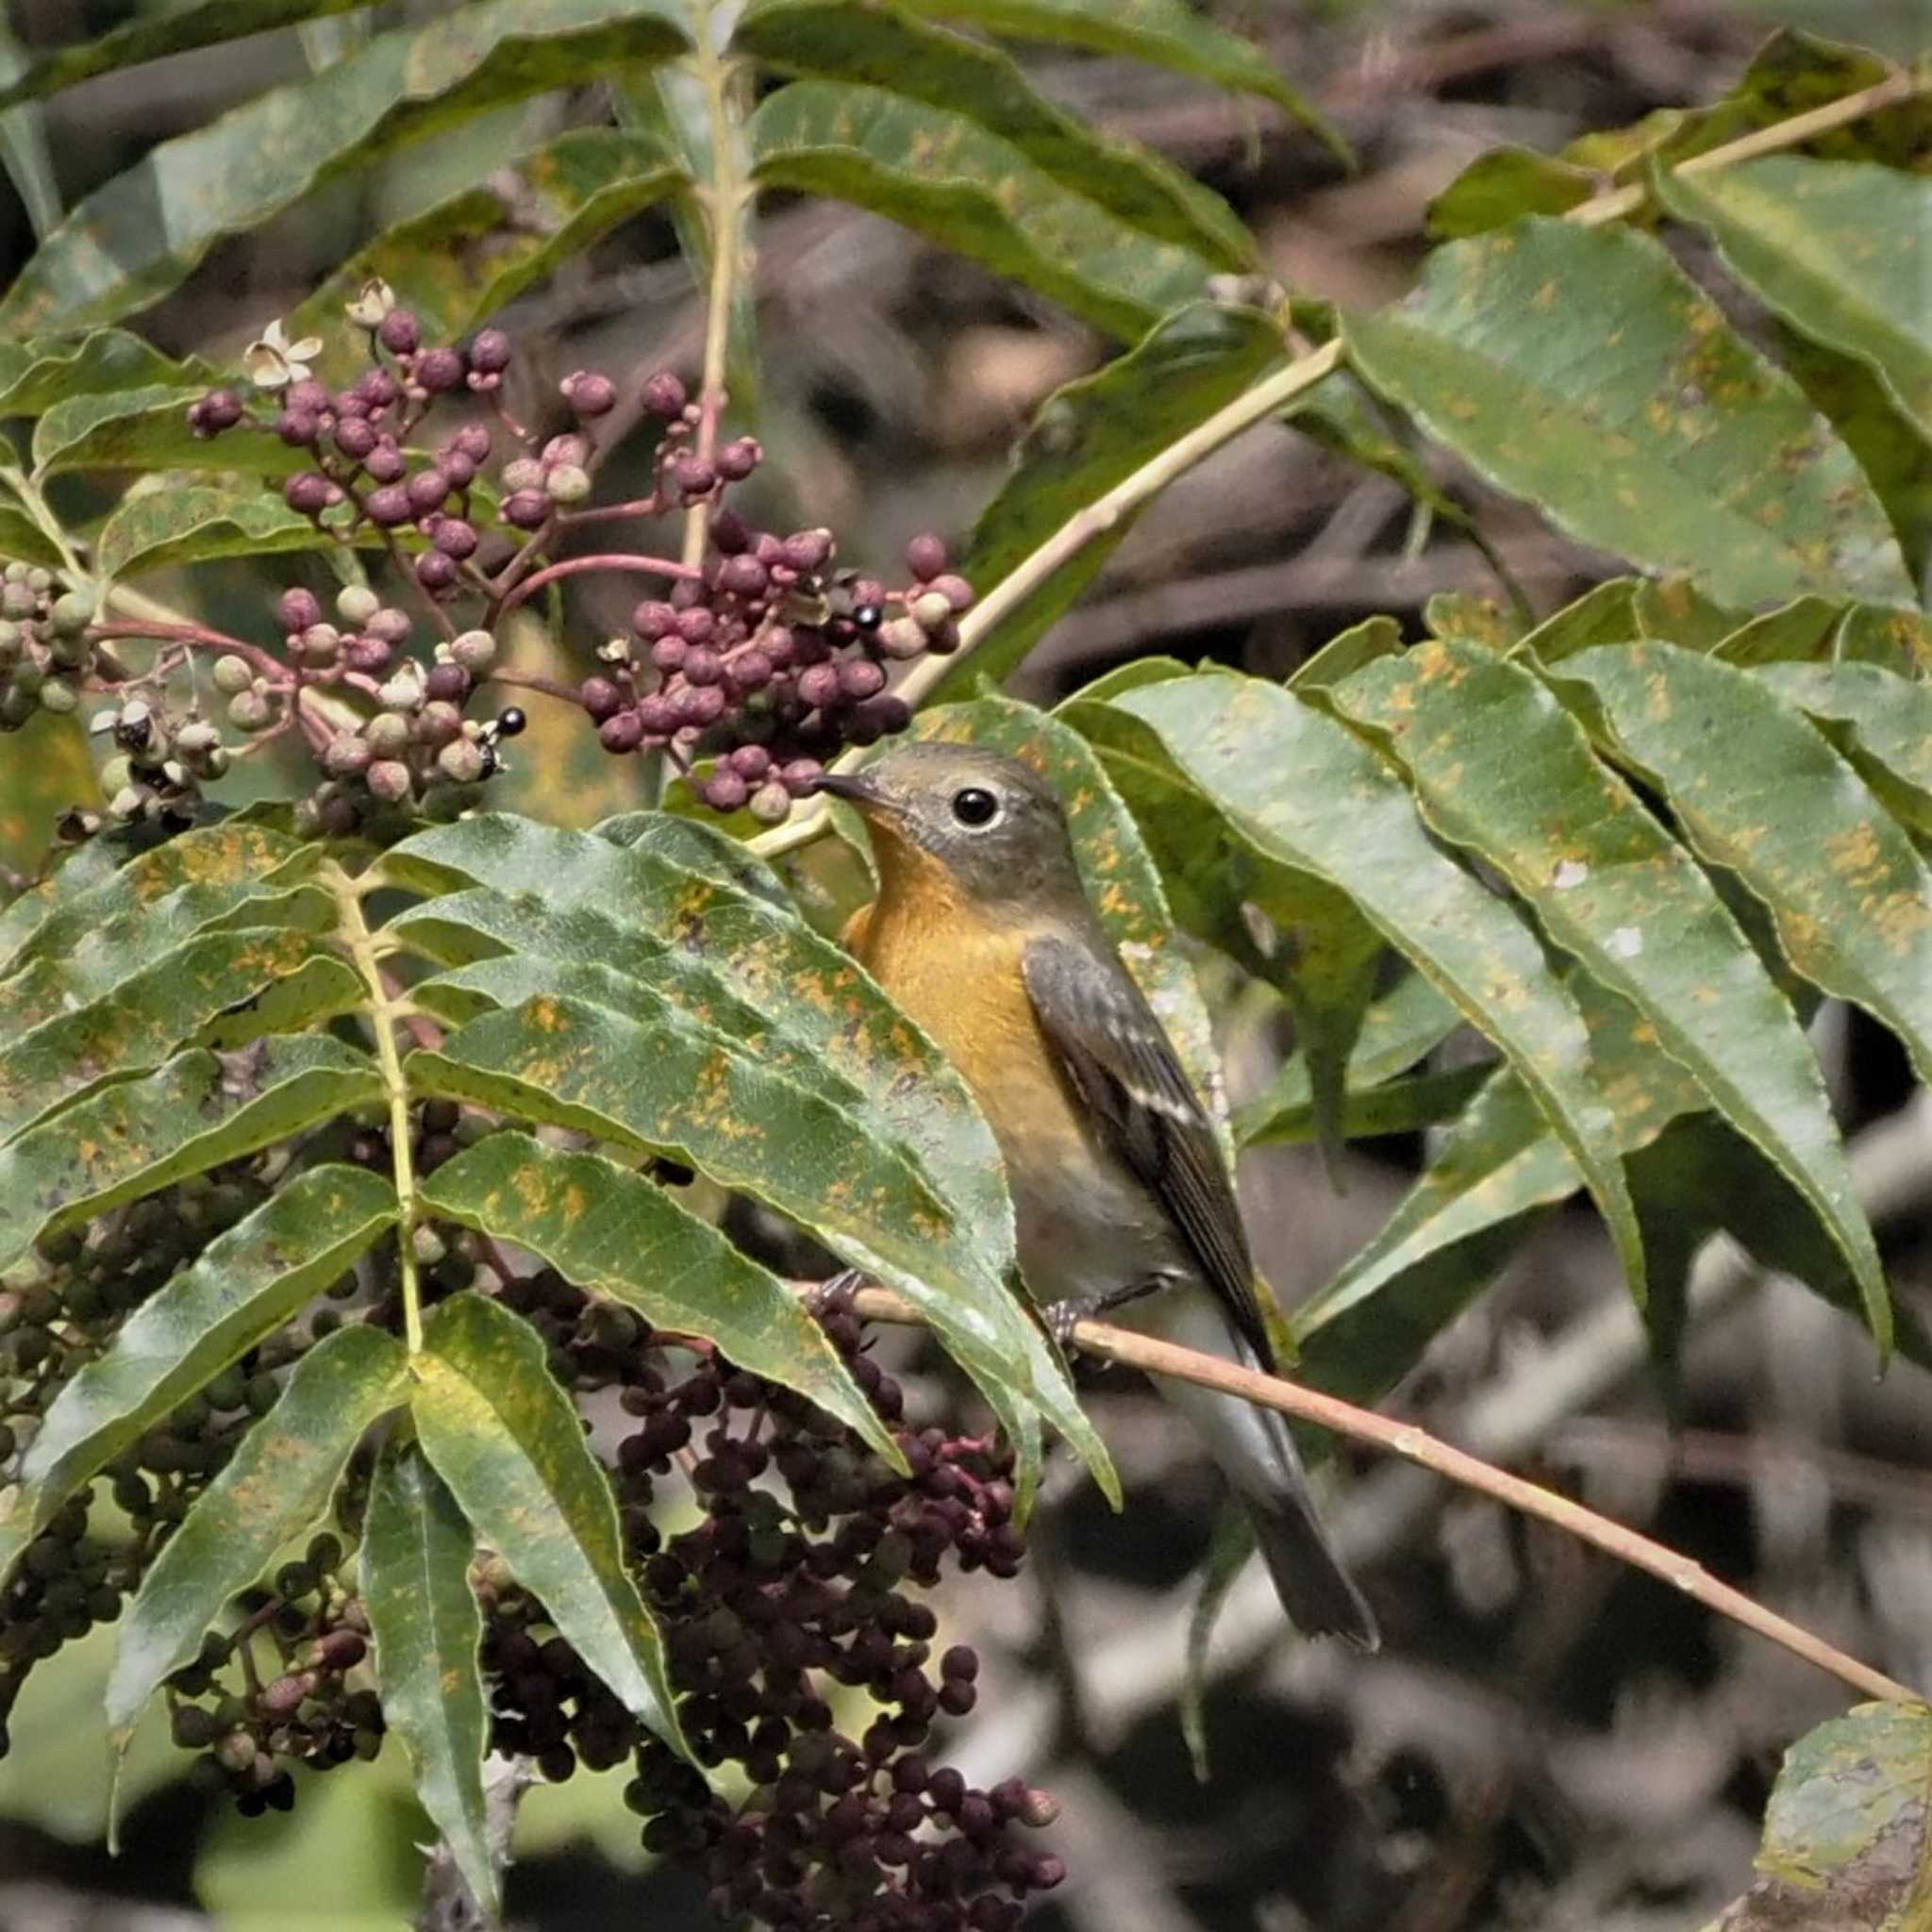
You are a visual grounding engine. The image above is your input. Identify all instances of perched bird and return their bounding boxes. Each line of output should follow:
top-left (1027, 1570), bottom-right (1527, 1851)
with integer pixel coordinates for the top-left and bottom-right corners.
top-left (813, 743), bottom-right (1378, 1647)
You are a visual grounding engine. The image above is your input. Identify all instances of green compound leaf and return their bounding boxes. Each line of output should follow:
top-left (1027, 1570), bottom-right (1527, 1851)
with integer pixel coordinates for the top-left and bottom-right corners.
top-left (412, 1292), bottom-right (682, 1752)
top-left (748, 76), bottom-right (1218, 341)
top-left (362, 1440), bottom-right (495, 1921)
top-left (1655, 155), bottom-right (1930, 441)
top-left (1341, 219), bottom-right (1913, 609)
top-left (738, 0), bottom-right (1252, 270)
top-left (929, 302), bottom-right (1286, 703)
top-left (0, 836), bottom-right (126, 964)
top-left (1551, 643), bottom-right (1932, 1088)
top-left (0, 0), bottom-right (690, 340)
top-left (0, 1035), bottom-right (381, 1274)
top-left (1714, 1701), bottom-right (1932, 1932)
top-left (290, 130), bottom-right (684, 354)
top-left (384, 813), bottom-right (1110, 1513)
top-left (105, 1324), bottom-right (408, 1749)
top-left (1086, 671), bottom-right (1647, 1304)
top-left (1754, 661), bottom-right (1932, 839)
top-left (891, 0), bottom-right (1345, 159)
top-left (4, 1166), bottom-right (395, 1571)
top-left (420, 1133), bottom-right (899, 1464)
top-left (0, 929), bottom-right (358, 1143)
top-left (1425, 146), bottom-right (1596, 240)
top-left (1512, 579), bottom-right (1642, 667)
top-left (1330, 636), bottom-right (1886, 1350)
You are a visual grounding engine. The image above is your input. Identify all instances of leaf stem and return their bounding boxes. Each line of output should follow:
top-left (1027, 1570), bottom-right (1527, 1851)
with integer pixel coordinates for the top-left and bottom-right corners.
top-left (0, 461), bottom-right (84, 580)
top-left (325, 862), bottom-right (424, 1356)
top-left (832, 1284), bottom-right (1921, 1707)
top-left (1569, 65), bottom-right (1924, 228)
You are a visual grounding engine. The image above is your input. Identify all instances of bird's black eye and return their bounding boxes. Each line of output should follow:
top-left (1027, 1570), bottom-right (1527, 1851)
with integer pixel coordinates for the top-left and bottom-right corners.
top-left (950, 786), bottom-right (1000, 828)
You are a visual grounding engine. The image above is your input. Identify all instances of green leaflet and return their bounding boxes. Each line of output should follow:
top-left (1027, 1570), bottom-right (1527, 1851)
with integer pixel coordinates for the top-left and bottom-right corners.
top-left (411, 1293), bottom-right (682, 1752)
top-left (0, 929), bottom-right (358, 1142)
top-left (1331, 636), bottom-right (1887, 1349)
top-left (1341, 220), bottom-right (1913, 609)
top-left (1753, 662), bottom-right (1932, 840)
top-left (1553, 644), bottom-right (1932, 1089)
top-left (105, 1324), bottom-right (408, 1750)
top-left (0, 1036), bottom-right (382, 1274)
top-left (1654, 155), bottom-right (1930, 441)
top-left (1078, 670), bottom-right (1647, 1304)
top-left (0, 0), bottom-right (690, 339)
top-left (4, 1166), bottom-right (394, 1571)
top-left (361, 1441), bottom-right (495, 1918)
top-left (419, 1133), bottom-right (900, 1463)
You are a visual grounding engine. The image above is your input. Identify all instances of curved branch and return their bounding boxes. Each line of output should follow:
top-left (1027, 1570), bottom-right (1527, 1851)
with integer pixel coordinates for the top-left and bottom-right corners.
top-left (832, 1283), bottom-right (1921, 1708)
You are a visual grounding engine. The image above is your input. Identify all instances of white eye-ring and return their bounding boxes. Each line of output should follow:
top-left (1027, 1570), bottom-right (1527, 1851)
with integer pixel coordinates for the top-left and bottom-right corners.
top-left (950, 786), bottom-right (1001, 829)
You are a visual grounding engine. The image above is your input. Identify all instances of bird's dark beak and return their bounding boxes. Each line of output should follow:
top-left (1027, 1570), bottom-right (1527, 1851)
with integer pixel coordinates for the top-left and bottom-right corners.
top-left (808, 770), bottom-right (885, 811)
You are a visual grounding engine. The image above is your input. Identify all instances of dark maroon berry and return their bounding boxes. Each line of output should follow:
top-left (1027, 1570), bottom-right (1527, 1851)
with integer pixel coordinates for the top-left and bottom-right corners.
top-left (599, 711), bottom-right (645, 754)
top-left (468, 328), bottom-right (512, 375)
top-left (378, 308), bottom-right (422, 355)
top-left (288, 378), bottom-right (331, 416)
top-left (357, 367), bottom-right (401, 408)
top-left (415, 347), bottom-right (464, 392)
top-left (365, 441), bottom-right (407, 484)
top-left (635, 695), bottom-right (678, 737)
top-left (718, 555), bottom-right (767, 599)
top-left (433, 518), bottom-right (478, 559)
top-left (683, 649), bottom-right (723, 688)
top-left (425, 663), bottom-right (470, 704)
top-left (407, 468), bottom-right (451, 516)
top-left (675, 608), bottom-right (716, 645)
top-left (415, 551), bottom-right (458, 593)
top-left (651, 637), bottom-right (687, 674)
top-left (781, 530), bottom-right (833, 575)
top-left (197, 388), bottom-right (243, 432)
top-left (502, 489), bottom-right (550, 529)
top-left (563, 370), bottom-right (616, 418)
top-left (580, 677), bottom-right (623, 722)
top-left (364, 484), bottom-right (411, 526)
top-left (441, 451), bottom-right (476, 489)
top-left (285, 472), bottom-right (333, 515)
top-left (717, 437), bottom-right (761, 481)
top-left (674, 456), bottom-right (716, 499)
top-left (451, 423), bottom-right (491, 463)
top-left (727, 650), bottom-right (773, 694)
top-left (727, 744), bottom-right (773, 780)
top-left (276, 409), bottom-right (320, 447)
top-left (332, 416), bottom-right (378, 460)
top-left (641, 371), bottom-right (687, 419)
top-left (632, 600), bottom-right (677, 641)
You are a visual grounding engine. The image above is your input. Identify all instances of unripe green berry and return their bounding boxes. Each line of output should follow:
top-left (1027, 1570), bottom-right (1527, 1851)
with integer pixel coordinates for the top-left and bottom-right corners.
top-left (450, 628), bottom-right (496, 673)
top-left (226, 690), bottom-right (274, 733)
top-left (364, 712), bottom-right (409, 759)
top-left (48, 590), bottom-right (91, 637)
top-left (748, 780), bottom-right (792, 825)
top-left (911, 591), bottom-right (953, 632)
top-left (545, 462), bottom-right (591, 505)
top-left (211, 655), bottom-right (254, 695)
top-left (39, 680), bottom-right (76, 714)
top-left (437, 738), bottom-right (486, 785)
top-left (336, 584), bottom-right (380, 625)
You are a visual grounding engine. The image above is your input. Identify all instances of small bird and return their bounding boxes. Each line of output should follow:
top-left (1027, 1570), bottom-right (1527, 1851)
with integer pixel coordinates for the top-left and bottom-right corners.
top-left (813, 743), bottom-right (1378, 1647)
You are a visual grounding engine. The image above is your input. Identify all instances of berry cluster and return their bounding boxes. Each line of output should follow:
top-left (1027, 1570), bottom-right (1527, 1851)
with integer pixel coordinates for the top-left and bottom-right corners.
top-left (491, 1269), bottom-right (1064, 1930)
top-left (0, 562), bottom-right (92, 734)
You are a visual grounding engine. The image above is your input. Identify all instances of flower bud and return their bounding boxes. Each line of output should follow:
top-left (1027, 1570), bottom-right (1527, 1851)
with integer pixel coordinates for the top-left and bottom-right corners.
top-left (450, 628), bottom-right (496, 673)
top-left (468, 328), bottom-right (512, 375)
top-left (641, 371), bottom-right (687, 419)
top-left (562, 370), bottom-right (616, 418)
top-left (414, 346), bottom-right (464, 392)
top-left (336, 584), bottom-right (380, 625)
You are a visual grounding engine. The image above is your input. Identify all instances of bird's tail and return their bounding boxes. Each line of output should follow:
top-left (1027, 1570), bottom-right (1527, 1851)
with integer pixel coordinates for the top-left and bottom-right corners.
top-left (1123, 1285), bottom-right (1379, 1649)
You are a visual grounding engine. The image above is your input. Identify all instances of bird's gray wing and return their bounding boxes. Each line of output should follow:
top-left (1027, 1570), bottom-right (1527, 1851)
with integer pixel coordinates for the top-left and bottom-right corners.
top-left (1022, 932), bottom-right (1272, 1365)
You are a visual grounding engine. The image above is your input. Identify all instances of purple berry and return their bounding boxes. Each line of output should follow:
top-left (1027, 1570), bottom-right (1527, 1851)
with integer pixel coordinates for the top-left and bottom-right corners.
top-left (285, 473), bottom-right (332, 515)
top-left (468, 328), bottom-right (511, 375)
top-left (599, 710), bottom-right (645, 754)
top-left (378, 308), bottom-right (422, 356)
top-left (278, 588), bottom-right (324, 634)
top-left (641, 371), bottom-right (687, 419)
top-left (502, 489), bottom-right (550, 529)
top-left (415, 347), bottom-right (464, 393)
top-left (563, 370), bottom-right (616, 418)
top-left (433, 518), bottom-right (477, 559)
top-left (907, 533), bottom-right (949, 581)
top-left (407, 468), bottom-right (451, 516)
top-left (580, 677), bottom-right (623, 722)
top-left (364, 485), bottom-right (411, 527)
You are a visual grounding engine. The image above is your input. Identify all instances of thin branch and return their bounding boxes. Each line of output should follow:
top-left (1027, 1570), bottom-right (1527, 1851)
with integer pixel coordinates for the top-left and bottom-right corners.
top-left (494, 550), bottom-right (700, 620)
top-left (829, 1284), bottom-right (1921, 1707)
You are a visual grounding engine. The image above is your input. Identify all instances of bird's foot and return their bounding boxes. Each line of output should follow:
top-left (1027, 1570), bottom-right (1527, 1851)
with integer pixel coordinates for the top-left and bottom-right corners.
top-left (807, 1268), bottom-right (868, 1322)
top-left (1047, 1278), bottom-right (1165, 1352)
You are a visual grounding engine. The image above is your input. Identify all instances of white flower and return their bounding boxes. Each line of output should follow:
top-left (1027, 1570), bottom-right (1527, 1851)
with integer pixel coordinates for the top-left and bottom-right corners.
top-left (344, 278), bottom-right (395, 329)
top-left (243, 317), bottom-right (325, 390)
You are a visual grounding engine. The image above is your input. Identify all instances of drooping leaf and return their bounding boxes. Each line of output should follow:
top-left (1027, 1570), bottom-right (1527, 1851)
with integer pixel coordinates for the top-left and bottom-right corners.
top-left (1235, 968), bottom-right (1461, 1148)
top-left (1331, 636), bottom-right (1887, 1345)
top-left (1835, 603), bottom-right (1932, 678)
top-left (361, 1440), bottom-right (495, 1920)
top-left (0, 0), bottom-right (690, 340)
top-left (1709, 597), bottom-right (1840, 669)
top-left (5, 1166), bottom-right (395, 1566)
top-left (891, 0), bottom-right (1346, 159)
top-left (289, 131), bottom-right (684, 353)
top-left (1711, 1701), bottom-right (1932, 1932)
top-left (1655, 156), bottom-right (1930, 441)
top-left (419, 1133), bottom-right (899, 1462)
top-left (0, 1035), bottom-right (382, 1274)
top-left (0, 2), bottom-right (400, 112)
top-left (0, 819), bottom-right (308, 997)
top-left (738, 2), bottom-right (1255, 268)
top-left (747, 77), bottom-right (1218, 341)
top-left (0, 504), bottom-right (64, 568)
top-left (1081, 670), bottom-right (1648, 1302)
top-left (0, 928), bottom-right (359, 1142)
top-left (105, 1324), bottom-right (408, 1750)
top-left (1425, 146), bottom-right (1596, 240)
top-left (94, 484), bottom-right (363, 581)
top-left (410, 1293), bottom-right (681, 1750)
top-left (32, 384), bottom-right (308, 479)
top-left (930, 303), bottom-right (1286, 699)
top-left (1341, 219), bottom-right (1914, 608)
top-left (0, 329), bottom-right (193, 415)
top-left (1631, 577), bottom-right (1746, 652)
top-left (1552, 643), bottom-right (1932, 1085)
top-left (1754, 661), bottom-right (1932, 838)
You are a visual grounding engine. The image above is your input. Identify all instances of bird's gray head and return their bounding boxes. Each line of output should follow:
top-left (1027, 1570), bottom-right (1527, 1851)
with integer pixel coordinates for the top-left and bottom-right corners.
top-left (811, 741), bottom-right (1085, 909)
